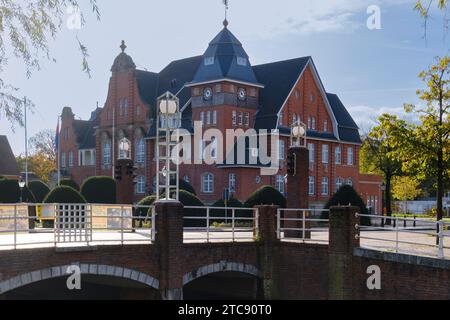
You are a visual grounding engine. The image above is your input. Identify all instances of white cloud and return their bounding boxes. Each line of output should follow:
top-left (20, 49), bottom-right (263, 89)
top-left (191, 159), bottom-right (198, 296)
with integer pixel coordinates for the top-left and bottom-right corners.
top-left (347, 104), bottom-right (418, 133)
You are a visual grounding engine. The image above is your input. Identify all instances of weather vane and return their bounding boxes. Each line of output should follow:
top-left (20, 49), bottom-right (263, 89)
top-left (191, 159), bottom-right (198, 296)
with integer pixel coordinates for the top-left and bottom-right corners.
top-left (223, 0), bottom-right (229, 26)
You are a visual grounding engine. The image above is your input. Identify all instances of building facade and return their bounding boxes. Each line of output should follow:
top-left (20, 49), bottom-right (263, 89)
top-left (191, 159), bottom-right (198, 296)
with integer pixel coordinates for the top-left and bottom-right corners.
top-left (58, 23), bottom-right (382, 211)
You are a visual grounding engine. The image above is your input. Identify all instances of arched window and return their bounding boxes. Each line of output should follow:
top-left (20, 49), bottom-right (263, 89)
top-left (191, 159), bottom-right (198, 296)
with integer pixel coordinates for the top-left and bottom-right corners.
top-left (202, 173), bottom-right (214, 193)
top-left (135, 137), bottom-right (145, 164)
top-left (135, 176), bottom-right (146, 194)
top-left (102, 138), bottom-right (111, 165)
top-left (276, 175), bottom-right (285, 194)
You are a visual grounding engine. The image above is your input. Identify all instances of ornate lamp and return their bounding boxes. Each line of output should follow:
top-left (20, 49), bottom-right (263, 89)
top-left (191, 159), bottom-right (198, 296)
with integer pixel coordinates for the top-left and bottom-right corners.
top-left (156, 91), bottom-right (180, 201)
top-left (290, 120), bottom-right (307, 147)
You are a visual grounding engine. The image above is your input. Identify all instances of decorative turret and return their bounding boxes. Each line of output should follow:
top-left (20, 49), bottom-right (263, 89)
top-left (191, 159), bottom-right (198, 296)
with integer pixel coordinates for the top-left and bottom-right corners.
top-left (189, 25), bottom-right (262, 87)
top-left (111, 40), bottom-right (136, 73)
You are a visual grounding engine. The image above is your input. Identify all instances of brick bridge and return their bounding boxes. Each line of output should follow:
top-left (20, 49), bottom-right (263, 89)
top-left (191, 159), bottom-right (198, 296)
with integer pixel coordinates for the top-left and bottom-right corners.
top-left (1, 202), bottom-right (450, 300)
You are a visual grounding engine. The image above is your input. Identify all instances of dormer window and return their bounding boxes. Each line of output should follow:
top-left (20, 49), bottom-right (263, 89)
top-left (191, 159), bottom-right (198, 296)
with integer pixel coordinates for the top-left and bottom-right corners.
top-left (204, 57), bottom-right (214, 66)
top-left (237, 57), bottom-right (247, 66)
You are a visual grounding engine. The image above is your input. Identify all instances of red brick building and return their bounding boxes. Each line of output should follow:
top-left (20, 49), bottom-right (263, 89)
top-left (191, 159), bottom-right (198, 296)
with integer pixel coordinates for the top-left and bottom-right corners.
top-left (58, 23), bottom-right (382, 211)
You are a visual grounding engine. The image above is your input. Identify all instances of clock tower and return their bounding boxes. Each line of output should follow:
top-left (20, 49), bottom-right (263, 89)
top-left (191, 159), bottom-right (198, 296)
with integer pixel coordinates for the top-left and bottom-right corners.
top-left (187, 21), bottom-right (264, 134)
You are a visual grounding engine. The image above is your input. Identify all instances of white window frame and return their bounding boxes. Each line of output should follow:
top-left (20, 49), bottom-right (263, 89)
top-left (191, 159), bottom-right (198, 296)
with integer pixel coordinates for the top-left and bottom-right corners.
top-left (335, 146), bottom-right (342, 165)
top-left (335, 177), bottom-right (343, 191)
top-left (309, 176), bottom-right (315, 195)
top-left (347, 147), bottom-right (354, 166)
top-left (202, 173), bottom-right (214, 193)
top-left (68, 151), bottom-right (74, 167)
top-left (103, 140), bottom-right (111, 165)
top-left (200, 112), bottom-right (204, 127)
top-left (61, 152), bottom-right (66, 168)
top-left (245, 112), bottom-right (250, 126)
top-left (136, 138), bottom-right (146, 164)
top-left (238, 112), bottom-right (243, 126)
top-left (322, 144), bottom-right (329, 164)
top-left (213, 111), bottom-right (217, 126)
top-left (135, 176), bottom-right (146, 194)
top-left (321, 177), bottom-right (329, 196)
top-left (308, 143), bottom-right (315, 163)
top-left (206, 111), bottom-right (211, 126)
top-left (229, 173), bottom-right (236, 192)
top-left (278, 140), bottom-right (286, 160)
top-left (232, 111), bottom-right (237, 126)
top-left (276, 175), bottom-right (285, 194)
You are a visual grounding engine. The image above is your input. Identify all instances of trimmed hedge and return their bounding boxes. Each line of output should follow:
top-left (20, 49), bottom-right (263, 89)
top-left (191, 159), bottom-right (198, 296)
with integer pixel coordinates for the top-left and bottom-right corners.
top-left (165, 179), bottom-right (197, 196)
top-left (135, 195), bottom-right (157, 217)
top-left (176, 190), bottom-right (204, 228)
top-left (44, 186), bottom-right (87, 204)
top-left (60, 179), bottom-right (80, 191)
top-left (244, 185), bottom-right (287, 208)
top-left (81, 176), bottom-right (116, 204)
top-left (0, 179), bottom-right (20, 203)
top-left (29, 181), bottom-right (50, 203)
top-left (211, 197), bottom-right (249, 220)
top-left (322, 185), bottom-right (371, 226)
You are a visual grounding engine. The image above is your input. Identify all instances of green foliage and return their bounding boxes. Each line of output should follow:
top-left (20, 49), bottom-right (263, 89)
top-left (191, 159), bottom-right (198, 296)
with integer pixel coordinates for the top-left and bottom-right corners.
top-left (60, 179), bottom-right (80, 191)
top-left (165, 179), bottom-right (197, 195)
top-left (135, 195), bottom-right (157, 218)
top-left (28, 181), bottom-right (50, 203)
top-left (44, 186), bottom-right (86, 204)
top-left (81, 176), bottom-right (116, 204)
top-left (244, 185), bottom-right (287, 208)
top-left (0, 179), bottom-right (20, 203)
top-left (322, 185), bottom-right (371, 226)
top-left (211, 197), bottom-right (249, 221)
top-left (392, 176), bottom-right (422, 201)
top-left (22, 186), bottom-right (36, 203)
top-left (176, 190), bottom-right (205, 228)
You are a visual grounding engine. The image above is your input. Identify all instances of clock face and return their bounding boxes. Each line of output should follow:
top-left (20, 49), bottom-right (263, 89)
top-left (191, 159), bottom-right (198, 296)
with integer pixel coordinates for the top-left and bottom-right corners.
top-left (203, 87), bottom-right (213, 100)
top-left (238, 88), bottom-right (247, 101)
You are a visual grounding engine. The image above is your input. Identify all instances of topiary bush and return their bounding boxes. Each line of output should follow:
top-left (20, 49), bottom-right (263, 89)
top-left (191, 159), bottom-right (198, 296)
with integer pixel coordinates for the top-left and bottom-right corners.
top-left (0, 179), bottom-right (20, 203)
top-left (322, 185), bottom-right (371, 226)
top-left (60, 179), bottom-right (80, 191)
top-left (175, 190), bottom-right (204, 228)
top-left (166, 178), bottom-right (197, 196)
top-left (244, 185), bottom-right (287, 208)
top-left (134, 195), bottom-right (157, 227)
top-left (81, 176), bottom-right (116, 204)
top-left (211, 197), bottom-right (249, 223)
top-left (43, 186), bottom-right (87, 228)
top-left (29, 181), bottom-right (50, 203)
top-left (44, 186), bottom-right (87, 203)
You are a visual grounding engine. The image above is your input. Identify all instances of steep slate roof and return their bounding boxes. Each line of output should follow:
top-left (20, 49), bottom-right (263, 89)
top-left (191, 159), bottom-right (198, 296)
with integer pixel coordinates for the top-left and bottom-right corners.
top-left (0, 135), bottom-right (19, 177)
top-left (189, 26), bottom-right (261, 86)
top-left (73, 108), bottom-right (101, 150)
top-left (252, 57), bottom-right (311, 130)
top-left (326, 93), bottom-right (361, 144)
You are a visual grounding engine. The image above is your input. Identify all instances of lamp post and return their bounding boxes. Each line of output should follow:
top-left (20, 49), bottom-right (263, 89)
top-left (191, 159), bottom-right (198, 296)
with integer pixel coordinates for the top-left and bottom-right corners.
top-left (156, 91), bottom-right (180, 201)
top-left (290, 120), bottom-right (307, 148)
top-left (19, 179), bottom-right (25, 203)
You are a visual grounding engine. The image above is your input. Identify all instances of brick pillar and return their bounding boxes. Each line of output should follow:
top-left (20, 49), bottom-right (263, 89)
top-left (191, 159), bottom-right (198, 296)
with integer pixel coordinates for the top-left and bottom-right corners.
top-left (286, 147), bottom-right (310, 238)
top-left (115, 159), bottom-right (134, 204)
top-left (255, 205), bottom-right (279, 299)
top-left (155, 200), bottom-right (184, 300)
top-left (328, 206), bottom-right (360, 300)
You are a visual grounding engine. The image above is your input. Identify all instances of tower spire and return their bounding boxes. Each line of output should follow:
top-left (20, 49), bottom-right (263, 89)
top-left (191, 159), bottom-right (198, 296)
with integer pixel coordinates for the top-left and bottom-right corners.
top-left (223, 0), bottom-right (229, 27)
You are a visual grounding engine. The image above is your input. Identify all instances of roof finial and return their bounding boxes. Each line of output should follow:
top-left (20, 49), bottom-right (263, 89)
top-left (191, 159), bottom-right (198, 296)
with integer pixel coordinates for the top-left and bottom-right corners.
top-left (222, 0), bottom-right (229, 28)
top-left (120, 40), bottom-right (127, 53)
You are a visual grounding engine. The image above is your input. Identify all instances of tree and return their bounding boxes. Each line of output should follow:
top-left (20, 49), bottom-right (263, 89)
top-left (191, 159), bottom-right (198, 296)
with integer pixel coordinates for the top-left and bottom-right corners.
top-left (392, 176), bottom-right (423, 202)
top-left (0, 1), bottom-right (100, 128)
top-left (415, 0), bottom-right (448, 37)
top-left (360, 114), bottom-right (403, 218)
top-left (16, 153), bottom-right (55, 183)
top-left (387, 56), bottom-right (450, 223)
top-left (29, 130), bottom-right (56, 162)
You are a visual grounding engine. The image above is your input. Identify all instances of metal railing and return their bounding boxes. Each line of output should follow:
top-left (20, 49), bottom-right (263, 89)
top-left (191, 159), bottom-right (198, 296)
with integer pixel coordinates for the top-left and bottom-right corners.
top-left (277, 208), bottom-right (329, 243)
top-left (0, 203), bottom-right (156, 250)
top-left (183, 206), bottom-right (258, 243)
top-left (356, 213), bottom-right (449, 259)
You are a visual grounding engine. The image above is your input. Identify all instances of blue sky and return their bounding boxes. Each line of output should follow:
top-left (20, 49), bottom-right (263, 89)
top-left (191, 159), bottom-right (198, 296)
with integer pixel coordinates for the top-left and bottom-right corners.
top-left (1, 0), bottom-right (449, 154)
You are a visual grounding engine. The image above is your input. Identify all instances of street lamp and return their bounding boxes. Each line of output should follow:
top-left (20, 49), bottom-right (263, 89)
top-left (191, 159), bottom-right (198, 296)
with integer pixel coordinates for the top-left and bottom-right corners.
top-left (19, 179), bottom-right (25, 203)
top-left (290, 120), bottom-right (307, 147)
top-left (156, 91), bottom-right (180, 201)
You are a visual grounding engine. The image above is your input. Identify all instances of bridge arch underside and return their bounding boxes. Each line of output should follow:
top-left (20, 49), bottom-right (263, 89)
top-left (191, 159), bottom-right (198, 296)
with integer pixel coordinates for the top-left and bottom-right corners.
top-left (0, 265), bottom-right (159, 300)
top-left (183, 263), bottom-right (263, 300)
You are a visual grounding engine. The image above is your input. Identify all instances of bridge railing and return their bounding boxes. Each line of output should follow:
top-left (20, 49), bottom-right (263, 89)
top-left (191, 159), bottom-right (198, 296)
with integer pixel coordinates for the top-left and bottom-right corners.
top-left (277, 208), bottom-right (329, 244)
top-left (183, 206), bottom-right (258, 243)
top-left (0, 203), bottom-right (156, 250)
top-left (356, 213), bottom-right (449, 259)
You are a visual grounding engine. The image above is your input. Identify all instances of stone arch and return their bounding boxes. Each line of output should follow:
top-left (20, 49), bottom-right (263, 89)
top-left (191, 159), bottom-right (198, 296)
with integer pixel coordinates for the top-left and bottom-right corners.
top-left (0, 264), bottom-right (159, 295)
top-left (183, 262), bottom-right (261, 286)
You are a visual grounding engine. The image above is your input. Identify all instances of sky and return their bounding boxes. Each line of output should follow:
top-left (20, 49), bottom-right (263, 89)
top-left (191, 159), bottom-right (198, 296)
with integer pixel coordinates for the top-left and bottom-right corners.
top-left (1, 0), bottom-right (450, 155)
